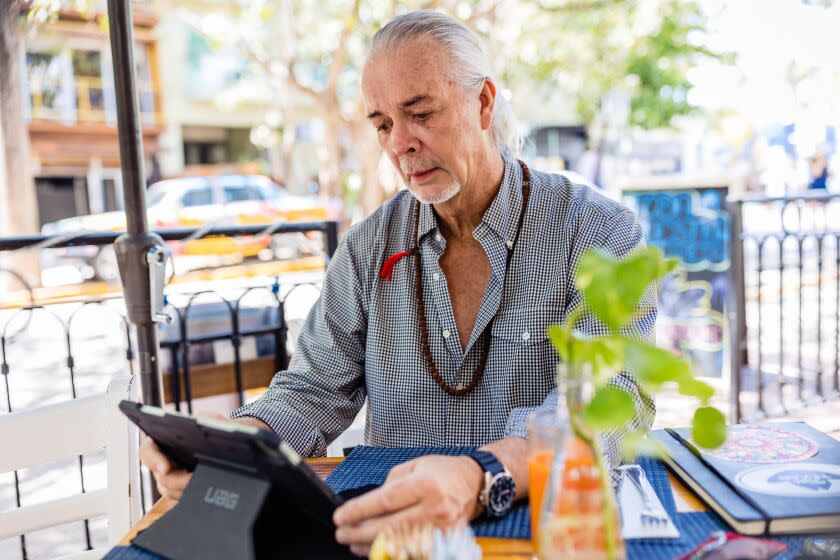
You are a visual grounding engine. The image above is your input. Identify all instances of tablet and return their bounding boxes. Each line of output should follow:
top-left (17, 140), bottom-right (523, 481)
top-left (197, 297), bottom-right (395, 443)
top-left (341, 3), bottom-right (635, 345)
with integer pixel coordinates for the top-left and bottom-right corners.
top-left (119, 400), bottom-right (344, 528)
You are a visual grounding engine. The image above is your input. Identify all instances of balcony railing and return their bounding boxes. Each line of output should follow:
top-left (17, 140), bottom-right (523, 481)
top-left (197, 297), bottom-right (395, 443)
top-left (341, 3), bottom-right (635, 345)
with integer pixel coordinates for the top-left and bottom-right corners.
top-left (28, 75), bottom-right (156, 125)
top-left (0, 220), bottom-right (337, 559)
top-left (728, 191), bottom-right (840, 422)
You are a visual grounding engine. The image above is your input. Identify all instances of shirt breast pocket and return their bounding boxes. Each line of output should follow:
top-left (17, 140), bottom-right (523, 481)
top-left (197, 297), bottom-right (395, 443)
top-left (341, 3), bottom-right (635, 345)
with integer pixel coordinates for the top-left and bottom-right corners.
top-left (488, 306), bottom-right (563, 405)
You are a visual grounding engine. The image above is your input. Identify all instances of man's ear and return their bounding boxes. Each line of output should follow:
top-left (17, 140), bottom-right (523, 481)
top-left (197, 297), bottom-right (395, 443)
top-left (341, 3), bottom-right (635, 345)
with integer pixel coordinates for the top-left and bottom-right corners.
top-left (478, 78), bottom-right (497, 131)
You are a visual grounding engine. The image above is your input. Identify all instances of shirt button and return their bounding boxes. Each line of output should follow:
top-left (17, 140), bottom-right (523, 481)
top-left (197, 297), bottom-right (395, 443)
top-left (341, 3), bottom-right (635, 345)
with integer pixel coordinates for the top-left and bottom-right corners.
top-left (433, 272), bottom-right (440, 281)
top-left (442, 329), bottom-right (451, 339)
top-left (435, 233), bottom-right (442, 242)
top-left (522, 330), bottom-right (531, 341)
top-left (506, 239), bottom-right (514, 249)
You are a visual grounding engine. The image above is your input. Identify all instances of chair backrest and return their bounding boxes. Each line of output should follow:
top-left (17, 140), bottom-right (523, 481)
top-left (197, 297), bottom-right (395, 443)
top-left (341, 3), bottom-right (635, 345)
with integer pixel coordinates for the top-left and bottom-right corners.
top-left (0, 375), bottom-right (141, 559)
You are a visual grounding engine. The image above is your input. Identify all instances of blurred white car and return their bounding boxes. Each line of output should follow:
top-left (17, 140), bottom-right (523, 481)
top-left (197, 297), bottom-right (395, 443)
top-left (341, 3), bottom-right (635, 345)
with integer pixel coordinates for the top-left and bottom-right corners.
top-left (41, 175), bottom-right (332, 282)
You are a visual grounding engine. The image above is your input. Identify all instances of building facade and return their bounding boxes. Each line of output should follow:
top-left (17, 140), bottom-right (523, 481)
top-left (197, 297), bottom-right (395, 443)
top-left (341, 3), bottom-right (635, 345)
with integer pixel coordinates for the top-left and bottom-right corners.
top-left (22, 1), bottom-right (163, 227)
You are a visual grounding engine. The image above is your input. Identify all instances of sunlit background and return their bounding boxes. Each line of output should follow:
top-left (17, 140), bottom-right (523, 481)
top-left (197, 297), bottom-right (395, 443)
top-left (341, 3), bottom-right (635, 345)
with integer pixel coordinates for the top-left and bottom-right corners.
top-left (1, 1), bottom-right (839, 558)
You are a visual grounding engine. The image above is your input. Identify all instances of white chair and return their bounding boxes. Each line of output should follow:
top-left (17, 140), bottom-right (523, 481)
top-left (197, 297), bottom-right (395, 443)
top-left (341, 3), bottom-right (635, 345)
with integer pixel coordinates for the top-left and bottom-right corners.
top-left (0, 375), bottom-right (142, 560)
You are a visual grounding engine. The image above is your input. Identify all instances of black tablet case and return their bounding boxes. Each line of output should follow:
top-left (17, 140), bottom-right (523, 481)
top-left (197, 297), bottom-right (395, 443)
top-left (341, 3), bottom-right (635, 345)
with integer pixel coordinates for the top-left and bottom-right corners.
top-left (119, 401), bottom-right (358, 559)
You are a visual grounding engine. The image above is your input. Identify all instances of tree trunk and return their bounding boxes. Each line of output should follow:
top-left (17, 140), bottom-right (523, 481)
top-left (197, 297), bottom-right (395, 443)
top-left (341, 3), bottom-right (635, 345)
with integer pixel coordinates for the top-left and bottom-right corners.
top-left (280, 118), bottom-right (296, 189)
top-left (349, 121), bottom-right (387, 218)
top-left (319, 107), bottom-right (343, 201)
top-left (0, 0), bottom-right (42, 288)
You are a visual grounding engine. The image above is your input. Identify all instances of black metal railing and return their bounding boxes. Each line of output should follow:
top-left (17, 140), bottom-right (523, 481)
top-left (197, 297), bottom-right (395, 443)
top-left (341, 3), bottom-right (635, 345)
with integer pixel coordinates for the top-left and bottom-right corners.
top-left (0, 222), bottom-right (340, 254)
top-left (0, 221), bottom-right (335, 559)
top-left (0, 299), bottom-right (136, 557)
top-left (728, 191), bottom-right (840, 422)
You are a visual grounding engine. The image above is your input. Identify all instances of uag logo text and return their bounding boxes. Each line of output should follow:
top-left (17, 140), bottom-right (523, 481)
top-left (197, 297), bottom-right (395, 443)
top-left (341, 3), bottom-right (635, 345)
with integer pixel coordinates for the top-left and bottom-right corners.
top-left (203, 487), bottom-right (240, 510)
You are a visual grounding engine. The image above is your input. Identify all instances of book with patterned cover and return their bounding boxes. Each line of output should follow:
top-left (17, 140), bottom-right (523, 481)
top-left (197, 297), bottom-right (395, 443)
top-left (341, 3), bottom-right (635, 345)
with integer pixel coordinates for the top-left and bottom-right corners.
top-left (651, 422), bottom-right (840, 535)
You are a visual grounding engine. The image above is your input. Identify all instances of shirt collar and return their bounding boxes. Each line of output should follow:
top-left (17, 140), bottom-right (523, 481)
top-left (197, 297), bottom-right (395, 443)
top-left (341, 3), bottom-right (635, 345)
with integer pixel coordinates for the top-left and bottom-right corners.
top-left (415, 149), bottom-right (523, 246)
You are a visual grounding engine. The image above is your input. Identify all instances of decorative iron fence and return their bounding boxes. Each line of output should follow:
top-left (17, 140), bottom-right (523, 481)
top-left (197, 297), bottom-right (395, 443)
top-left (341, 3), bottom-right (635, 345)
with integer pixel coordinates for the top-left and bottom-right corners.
top-left (0, 222), bottom-right (335, 559)
top-left (728, 191), bottom-right (840, 422)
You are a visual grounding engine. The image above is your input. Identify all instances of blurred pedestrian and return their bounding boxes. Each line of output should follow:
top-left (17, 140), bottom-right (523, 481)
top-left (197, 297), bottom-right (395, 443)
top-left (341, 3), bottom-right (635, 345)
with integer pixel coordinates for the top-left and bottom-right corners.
top-left (807, 147), bottom-right (829, 191)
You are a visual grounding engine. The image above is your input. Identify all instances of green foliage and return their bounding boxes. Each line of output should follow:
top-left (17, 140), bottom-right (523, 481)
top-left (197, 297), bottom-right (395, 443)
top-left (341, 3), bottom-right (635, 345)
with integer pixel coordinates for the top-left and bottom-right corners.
top-left (507, 0), bottom-right (724, 130)
top-left (552, 246), bottom-right (727, 451)
top-left (585, 386), bottom-right (635, 430)
top-left (692, 407), bottom-right (727, 448)
top-left (548, 326), bottom-right (623, 382)
top-left (624, 0), bottom-right (722, 129)
top-left (175, 0), bottom-right (723, 140)
top-left (576, 247), bottom-right (678, 331)
top-left (623, 338), bottom-right (694, 390)
top-left (620, 432), bottom-right (668, 462)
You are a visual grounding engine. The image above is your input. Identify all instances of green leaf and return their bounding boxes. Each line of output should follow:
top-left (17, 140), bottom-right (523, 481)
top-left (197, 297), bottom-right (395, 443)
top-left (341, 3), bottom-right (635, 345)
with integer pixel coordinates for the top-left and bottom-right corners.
top-left (584, 386), bottom-right (635, 430)
top-left (677, 377), bottom-right (715, 404)
top-left (691, 407), bottom-right (727, 449)
top-left (581, 337), bottom-right (625, 382)
top-left (620, 431), bottom-right (668, 462)
top-left (623, 339), bottom-right (692, 390)
top-left (576, 247), bottom-right (678, 330)
top-left (547, 324), bottom-right (573, 362)
top-left (549, 326), bottom-right (625, 382)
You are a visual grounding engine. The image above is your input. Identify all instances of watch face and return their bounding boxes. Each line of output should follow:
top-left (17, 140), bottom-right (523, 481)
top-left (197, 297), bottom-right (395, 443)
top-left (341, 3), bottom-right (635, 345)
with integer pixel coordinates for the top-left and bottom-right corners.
top-left (487, 474), bottom-right (516, 517)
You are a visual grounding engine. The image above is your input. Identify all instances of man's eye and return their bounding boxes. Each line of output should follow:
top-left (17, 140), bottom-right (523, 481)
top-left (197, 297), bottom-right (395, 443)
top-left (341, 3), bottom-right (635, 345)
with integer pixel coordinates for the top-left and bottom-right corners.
top-left (377, 123), bottom-right (390, 133)
top-left (414, 112), bottom-right (430, 121)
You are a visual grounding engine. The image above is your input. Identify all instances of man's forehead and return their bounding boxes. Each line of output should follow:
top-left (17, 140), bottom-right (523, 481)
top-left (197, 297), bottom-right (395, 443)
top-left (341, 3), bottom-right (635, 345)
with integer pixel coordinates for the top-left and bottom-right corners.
top-left (361, 39), bottom-right (454, 110)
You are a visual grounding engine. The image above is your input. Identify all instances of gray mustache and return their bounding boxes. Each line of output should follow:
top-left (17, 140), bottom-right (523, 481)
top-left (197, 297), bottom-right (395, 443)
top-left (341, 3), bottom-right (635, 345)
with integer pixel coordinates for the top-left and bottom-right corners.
top-left (400, 160), bottom-right (441, 175)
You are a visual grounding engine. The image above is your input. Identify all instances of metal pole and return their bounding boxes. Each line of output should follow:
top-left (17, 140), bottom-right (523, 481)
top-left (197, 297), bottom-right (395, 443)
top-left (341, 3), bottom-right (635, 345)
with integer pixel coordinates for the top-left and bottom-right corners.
top-left (325, 221), bottom-right (339, 261)
top-left (726, 198), bottom-right (747, 423)
top-left (106, 0), bottom-right (165, 407)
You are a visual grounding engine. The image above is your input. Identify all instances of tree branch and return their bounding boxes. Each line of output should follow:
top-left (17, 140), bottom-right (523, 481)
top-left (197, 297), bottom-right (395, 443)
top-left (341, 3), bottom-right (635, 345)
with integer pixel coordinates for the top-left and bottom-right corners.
top-left (286, 59), bottom-right (323, 103)
top-left (236, 34), bottom-right (323, 104)
top-left (465, 0), bottom-right (501, 27)
top-left (326, 0), bottom-right (360, 97)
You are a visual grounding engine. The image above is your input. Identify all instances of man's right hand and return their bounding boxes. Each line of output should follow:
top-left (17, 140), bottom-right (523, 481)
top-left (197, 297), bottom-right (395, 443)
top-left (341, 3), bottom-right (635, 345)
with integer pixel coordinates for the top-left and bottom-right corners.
top-left (138, 413), bottom-right (273, 501)
top-left (139, 437), bottom-right (191, 500)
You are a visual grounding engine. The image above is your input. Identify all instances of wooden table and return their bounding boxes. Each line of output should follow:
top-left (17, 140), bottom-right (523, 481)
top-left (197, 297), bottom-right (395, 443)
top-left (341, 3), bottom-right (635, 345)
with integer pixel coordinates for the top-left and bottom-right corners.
top-left (120, 458), bottom-right (704, 558)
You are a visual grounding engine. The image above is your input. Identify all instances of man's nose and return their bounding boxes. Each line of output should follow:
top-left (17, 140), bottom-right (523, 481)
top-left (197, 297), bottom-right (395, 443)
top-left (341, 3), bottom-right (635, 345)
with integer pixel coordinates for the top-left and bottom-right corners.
top-left (389, 121), bottom-right (420, 156)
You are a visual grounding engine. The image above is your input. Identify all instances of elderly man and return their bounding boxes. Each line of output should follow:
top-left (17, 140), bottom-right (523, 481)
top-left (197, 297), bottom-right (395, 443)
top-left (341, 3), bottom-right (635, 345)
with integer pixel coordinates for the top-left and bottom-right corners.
top-left (140, 9), bottom-right (655, 557)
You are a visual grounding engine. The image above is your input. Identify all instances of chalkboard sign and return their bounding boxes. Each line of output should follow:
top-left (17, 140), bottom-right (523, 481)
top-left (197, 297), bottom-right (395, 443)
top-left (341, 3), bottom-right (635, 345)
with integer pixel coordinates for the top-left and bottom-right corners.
top-left (623, 187), bottom-right (730, 378)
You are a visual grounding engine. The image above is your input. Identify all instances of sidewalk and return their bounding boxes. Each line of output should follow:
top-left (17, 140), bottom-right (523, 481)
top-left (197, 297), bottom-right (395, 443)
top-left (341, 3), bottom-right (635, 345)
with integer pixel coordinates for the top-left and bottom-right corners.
top-left (653, 382), bottom-right (840, 439)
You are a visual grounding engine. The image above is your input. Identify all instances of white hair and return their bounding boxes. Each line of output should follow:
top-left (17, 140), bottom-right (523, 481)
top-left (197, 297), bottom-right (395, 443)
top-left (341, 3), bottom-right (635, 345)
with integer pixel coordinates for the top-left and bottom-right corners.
top-left (369, 10), bottom-right (521, 155)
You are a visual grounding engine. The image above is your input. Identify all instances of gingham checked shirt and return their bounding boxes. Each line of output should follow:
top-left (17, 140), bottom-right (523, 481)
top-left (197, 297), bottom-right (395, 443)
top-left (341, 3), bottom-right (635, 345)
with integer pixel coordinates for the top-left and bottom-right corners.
top-left (232, 151), bottom-right (656, 466)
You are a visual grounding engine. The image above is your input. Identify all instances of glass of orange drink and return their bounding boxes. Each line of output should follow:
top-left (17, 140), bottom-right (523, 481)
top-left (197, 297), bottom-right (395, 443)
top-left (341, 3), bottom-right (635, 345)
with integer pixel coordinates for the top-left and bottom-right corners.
top-left (527, 408), bottom-right (567, 554)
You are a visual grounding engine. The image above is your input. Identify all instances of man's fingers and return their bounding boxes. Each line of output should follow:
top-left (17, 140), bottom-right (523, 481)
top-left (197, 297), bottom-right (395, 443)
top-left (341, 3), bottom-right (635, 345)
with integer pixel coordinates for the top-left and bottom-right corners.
top-left (143, 437), bottom-right (191, 501)
top-left (349, 544), bottom-right (369, 557)
top-left (336, 504), bottom-right (426, 547)
top-left (334, 477), bottom-right (422, 526)
top-left (165, 468), bottom-right (192, 491)
top-left (139, 437), bottom-right (172, 476)
top-left (153, 467), bottom-right (191, 500)
top-left (384, 460), bottom-right (416, 482)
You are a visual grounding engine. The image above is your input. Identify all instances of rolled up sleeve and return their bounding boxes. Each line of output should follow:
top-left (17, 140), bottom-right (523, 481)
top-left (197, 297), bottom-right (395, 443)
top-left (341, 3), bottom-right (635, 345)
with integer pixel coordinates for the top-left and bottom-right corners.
top-left (230, 230), bottom-right (368, 457)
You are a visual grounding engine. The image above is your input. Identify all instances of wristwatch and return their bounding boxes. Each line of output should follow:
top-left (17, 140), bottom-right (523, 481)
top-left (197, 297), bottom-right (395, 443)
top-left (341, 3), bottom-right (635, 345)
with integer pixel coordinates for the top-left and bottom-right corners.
top-left (466, 450), bottom-right (516, 518)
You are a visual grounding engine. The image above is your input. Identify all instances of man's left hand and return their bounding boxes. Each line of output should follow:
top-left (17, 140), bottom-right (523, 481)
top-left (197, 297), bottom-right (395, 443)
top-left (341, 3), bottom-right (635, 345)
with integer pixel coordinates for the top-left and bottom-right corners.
top-left (333, 454), bottom-right (484, 557)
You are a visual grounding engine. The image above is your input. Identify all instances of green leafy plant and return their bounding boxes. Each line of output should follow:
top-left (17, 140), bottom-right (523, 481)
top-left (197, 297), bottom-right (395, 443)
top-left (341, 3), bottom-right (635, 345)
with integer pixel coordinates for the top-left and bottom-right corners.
top-left (543, 246), bottom-right (727, 559)
top-left (549, 245), bottom-right (728, 451)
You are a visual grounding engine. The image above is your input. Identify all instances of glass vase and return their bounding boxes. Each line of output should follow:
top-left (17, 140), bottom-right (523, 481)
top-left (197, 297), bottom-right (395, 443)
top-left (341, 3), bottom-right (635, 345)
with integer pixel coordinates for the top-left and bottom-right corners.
top-left (537, 365), bottom-right (625, 560)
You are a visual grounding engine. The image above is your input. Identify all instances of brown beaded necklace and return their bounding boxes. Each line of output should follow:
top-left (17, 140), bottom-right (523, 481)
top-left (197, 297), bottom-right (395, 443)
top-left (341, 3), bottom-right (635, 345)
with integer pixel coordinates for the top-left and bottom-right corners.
top-left (411, 160), bottom-right (531, 396)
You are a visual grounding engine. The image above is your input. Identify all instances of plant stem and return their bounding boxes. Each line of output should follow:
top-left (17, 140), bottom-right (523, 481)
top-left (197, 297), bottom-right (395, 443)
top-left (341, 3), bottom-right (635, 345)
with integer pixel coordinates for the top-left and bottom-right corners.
top-left (565, 358), bottom-right (618, 560)
top-left (568, 416), bottom-right (619, 560)
top-left (594, 435), bottom-right (620, 560)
